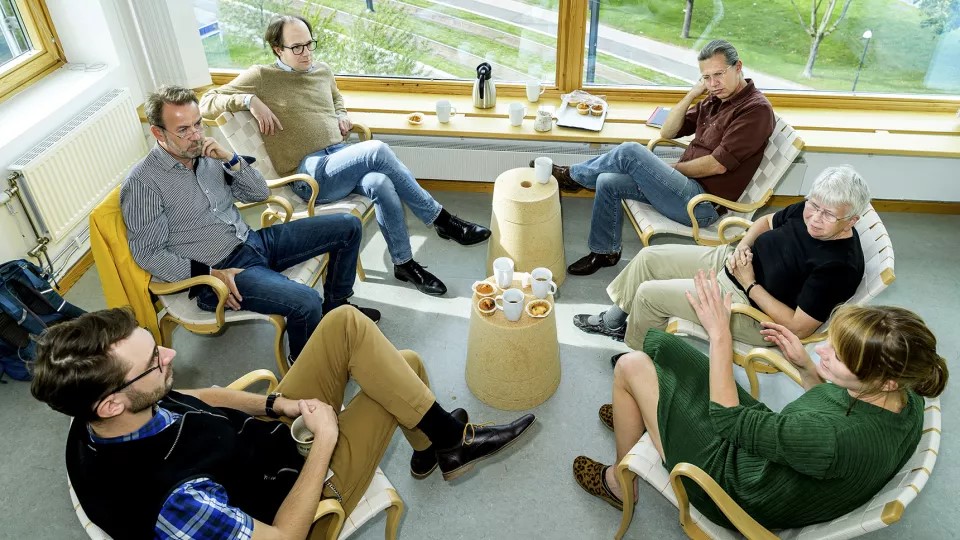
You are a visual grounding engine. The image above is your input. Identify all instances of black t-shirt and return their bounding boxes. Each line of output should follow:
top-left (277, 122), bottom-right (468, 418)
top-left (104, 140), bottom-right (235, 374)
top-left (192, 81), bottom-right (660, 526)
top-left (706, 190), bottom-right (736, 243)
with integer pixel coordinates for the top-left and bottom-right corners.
top-left (750, 202), bottom-right (864, 322)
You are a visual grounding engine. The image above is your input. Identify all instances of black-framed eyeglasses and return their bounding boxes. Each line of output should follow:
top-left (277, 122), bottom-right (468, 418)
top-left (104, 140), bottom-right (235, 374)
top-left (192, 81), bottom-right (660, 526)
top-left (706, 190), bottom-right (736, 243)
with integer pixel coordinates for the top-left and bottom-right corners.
top-left (804, 198), bottom-right (853, 224)
top-left (96, 344), bottom-right (162, 406)
top-left (160, 119), bottom-right (204, 140)
top-left (280, 40), bottom-right (318, 55)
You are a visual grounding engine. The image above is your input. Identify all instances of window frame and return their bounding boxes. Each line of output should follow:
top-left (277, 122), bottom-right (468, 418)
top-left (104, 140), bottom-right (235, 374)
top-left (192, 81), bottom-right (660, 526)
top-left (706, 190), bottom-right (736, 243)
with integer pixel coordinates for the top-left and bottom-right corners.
top-left (0, 0), bottom-right (64, 104)
top-left (206, 0), bottom-right (960, 114)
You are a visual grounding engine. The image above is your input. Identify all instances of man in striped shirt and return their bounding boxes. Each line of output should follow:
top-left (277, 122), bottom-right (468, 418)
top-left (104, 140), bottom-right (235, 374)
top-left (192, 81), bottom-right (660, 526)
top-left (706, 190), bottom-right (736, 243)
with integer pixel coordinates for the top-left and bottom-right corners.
top-left (121, 85), bottom-right (380, 360)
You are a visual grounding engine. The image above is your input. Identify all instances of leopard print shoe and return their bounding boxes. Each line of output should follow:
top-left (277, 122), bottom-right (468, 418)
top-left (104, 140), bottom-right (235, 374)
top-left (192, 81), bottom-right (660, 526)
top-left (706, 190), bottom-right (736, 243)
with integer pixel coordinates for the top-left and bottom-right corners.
top-left (598, 403), bottom-right (613, 431)
top-left (572, 456), bottom-right (623, 511)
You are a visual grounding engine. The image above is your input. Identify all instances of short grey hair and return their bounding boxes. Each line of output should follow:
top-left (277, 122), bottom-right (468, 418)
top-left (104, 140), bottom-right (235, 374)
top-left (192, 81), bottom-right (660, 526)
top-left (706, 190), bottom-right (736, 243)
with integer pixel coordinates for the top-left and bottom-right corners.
top-left (144, 85), bottom-right (198, 128)
top-left (698, 39), bottom-right (739, 66)
top-left (808, 165), bottom-right (872, 217)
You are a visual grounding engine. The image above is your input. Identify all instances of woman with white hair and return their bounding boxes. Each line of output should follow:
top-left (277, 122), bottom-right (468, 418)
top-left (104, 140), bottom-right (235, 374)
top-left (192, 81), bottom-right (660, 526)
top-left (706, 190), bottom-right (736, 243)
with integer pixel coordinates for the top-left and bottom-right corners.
top-left (574, 165), bottom-right (872, 362)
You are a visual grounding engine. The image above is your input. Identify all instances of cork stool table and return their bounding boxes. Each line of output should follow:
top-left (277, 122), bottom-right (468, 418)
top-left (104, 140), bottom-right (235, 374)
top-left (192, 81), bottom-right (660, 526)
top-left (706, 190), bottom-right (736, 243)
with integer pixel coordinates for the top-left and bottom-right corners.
top-left (465, 274), bottom-right (560, 410)
top-left (486, 168), bottom-right (566, 286)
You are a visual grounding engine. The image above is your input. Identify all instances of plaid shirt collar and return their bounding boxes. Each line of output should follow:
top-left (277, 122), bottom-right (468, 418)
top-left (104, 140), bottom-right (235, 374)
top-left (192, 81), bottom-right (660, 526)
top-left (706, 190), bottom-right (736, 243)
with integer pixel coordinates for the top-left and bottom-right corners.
top-left (88, 406), bottom-right (180, 444)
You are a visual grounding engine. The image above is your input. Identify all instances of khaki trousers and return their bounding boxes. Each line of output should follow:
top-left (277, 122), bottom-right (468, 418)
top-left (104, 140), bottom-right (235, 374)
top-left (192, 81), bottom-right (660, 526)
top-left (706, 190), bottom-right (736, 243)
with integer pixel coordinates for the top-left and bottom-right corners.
top-left (274, 306), bottom-right (435, 538)
top-left (606, 244), bottom-right (768, 350)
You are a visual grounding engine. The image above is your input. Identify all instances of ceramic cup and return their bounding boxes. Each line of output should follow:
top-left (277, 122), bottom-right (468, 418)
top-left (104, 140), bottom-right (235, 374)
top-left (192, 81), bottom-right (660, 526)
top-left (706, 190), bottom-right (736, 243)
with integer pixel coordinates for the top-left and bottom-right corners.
top-left (529, 267), bottom-right (558, 299)
top-left (290, 416), bottom-right (315, 458)
top-left (493, 257), bottom-right (515, 288)
top-left (534, 157), bottom-right (553, 184)
top-left (495, 288), bottom-right (525, 322)
top-left (526, 80), bottom-right (545, 103)
top-left (436, 100), bottom-right (457, 123)
top-left (508, 102), bottom-right (526, 127)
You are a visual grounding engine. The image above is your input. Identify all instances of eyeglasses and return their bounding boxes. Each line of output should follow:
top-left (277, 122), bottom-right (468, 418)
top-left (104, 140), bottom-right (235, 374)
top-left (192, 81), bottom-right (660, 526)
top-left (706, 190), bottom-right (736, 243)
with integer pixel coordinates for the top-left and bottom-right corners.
top-left (161, 119), bottom-right (204, 140)
top-left (280, 40), bottom-right (318, 55)
top-left (804, 199), bottom-right (853, 224)
top-left (96, 344), bottom-right (162, 407)
top-left (700, 67), bottom-right (731, 83)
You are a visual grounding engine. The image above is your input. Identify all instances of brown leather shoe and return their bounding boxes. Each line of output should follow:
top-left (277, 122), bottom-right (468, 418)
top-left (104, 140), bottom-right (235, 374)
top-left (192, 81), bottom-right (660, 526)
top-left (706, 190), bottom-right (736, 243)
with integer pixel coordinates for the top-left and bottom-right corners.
top-left (572, 456), bottom-right (623, 511)
top-left (528, 159), bottom-right (583, 193)
top-left (598, 403), bottom-right (613, 431)
top-left (567, 251), bottom-right (621, 276)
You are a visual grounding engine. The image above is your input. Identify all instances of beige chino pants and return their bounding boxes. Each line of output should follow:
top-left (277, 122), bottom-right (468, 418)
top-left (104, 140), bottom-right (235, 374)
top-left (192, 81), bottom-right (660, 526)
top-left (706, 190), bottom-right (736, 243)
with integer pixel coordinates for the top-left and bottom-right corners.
top-left (274, 306), bottom-right (435, 538)
top-left (606, 244), bottom-right (769, 350)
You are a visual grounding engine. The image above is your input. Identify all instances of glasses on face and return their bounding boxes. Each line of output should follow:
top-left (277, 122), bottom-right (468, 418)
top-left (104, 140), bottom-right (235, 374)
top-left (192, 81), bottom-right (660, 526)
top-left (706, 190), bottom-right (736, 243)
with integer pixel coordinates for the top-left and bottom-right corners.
top-left (281, 40), bottom-right (318, 55)
top-left (162, 119), bottom-right (204, 140)
top-left (700, 67), bottom-right (731, 83)
top-left (804, 199), bottom-right (852, 224)
top-left (96, 344), bottom-right (162, 407)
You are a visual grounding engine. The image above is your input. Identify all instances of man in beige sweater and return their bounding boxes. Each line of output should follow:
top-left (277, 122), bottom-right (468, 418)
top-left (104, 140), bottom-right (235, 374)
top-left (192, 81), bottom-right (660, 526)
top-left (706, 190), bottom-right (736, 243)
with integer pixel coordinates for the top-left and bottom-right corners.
top-left (201, 15), bottom-right (490, 297)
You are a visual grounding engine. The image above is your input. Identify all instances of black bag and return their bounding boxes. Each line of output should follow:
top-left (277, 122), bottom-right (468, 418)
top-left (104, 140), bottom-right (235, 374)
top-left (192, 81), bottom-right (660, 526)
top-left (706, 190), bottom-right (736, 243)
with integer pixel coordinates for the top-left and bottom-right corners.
top-left (0, 260), bottom-right (85, 381)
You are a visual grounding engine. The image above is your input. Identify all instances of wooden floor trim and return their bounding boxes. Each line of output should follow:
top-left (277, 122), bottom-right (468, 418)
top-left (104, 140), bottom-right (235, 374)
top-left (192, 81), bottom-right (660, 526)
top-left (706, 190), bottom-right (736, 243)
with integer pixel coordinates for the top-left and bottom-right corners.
top-left (419, 180), bottom-right (960, 214)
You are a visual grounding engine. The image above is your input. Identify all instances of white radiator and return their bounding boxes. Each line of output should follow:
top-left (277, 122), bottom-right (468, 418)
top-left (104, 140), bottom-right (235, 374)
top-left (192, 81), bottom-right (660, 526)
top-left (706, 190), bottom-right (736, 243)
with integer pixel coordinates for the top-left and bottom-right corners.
top-left (8, 88), bottom-right (148, 243)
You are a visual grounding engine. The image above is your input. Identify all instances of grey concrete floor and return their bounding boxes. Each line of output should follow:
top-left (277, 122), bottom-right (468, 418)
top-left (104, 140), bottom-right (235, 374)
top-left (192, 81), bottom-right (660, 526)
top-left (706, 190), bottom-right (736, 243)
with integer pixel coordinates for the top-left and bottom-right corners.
top-left (0, 191), bottom-right (957, 539)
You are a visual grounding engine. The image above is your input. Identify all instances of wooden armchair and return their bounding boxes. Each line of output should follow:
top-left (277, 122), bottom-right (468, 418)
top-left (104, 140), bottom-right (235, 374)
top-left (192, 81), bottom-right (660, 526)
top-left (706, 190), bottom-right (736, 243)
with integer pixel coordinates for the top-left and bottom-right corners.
top-left (89, 187), bottom-right (326, 376)
top-left (666, 204), bottom-right (895, 385)
top-left (208, 111), bottom-right (375, 280)
top-left (623, 115), bottom-right (804, 247)
top-left (613, 377), bottom-right (941, 540)
top-left (68, 369), bottom-right (404, 540)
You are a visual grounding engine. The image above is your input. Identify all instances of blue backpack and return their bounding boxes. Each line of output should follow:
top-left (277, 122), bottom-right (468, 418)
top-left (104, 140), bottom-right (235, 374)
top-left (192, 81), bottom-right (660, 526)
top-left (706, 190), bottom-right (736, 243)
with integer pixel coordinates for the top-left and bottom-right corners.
top-left (0, 260), bottom-right (85, 382)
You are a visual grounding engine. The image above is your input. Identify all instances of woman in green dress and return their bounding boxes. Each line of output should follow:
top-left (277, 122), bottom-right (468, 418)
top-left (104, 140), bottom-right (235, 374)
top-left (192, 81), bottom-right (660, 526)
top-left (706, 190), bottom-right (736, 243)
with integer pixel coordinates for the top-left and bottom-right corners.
top-left (573, 270), bottom-right (948, 530)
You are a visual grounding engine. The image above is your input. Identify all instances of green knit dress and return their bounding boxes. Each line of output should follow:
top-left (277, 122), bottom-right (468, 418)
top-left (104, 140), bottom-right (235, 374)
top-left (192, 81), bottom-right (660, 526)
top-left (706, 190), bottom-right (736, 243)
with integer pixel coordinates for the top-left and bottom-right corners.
top-left (644, 329), bottom-right (923, 530)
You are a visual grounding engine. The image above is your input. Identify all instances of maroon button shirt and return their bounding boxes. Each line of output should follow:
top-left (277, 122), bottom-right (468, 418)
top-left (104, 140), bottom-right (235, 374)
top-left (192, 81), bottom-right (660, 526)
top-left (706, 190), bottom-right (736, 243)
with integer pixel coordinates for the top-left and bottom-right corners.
top-left (676, 79), bottom-right (775, 202)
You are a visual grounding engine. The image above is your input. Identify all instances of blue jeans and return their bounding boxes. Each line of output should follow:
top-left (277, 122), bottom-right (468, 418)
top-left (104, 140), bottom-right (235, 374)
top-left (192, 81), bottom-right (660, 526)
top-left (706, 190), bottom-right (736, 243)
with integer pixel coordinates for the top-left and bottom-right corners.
top-left (196, 213), bottom-right (361, 359)
top-left (293, 140), bottom-right (442, 265)
top-left (570, 142), bottom-right (720, 254)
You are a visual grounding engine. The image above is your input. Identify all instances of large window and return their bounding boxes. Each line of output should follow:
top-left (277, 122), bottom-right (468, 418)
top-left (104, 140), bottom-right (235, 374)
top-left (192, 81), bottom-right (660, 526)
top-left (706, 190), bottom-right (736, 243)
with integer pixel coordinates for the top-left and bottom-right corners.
top-left (195, 0), bottom-right (559, 83)
top-left (0, 0), bottom-right (63, 103)
top-left (581, 0), bottom-right (960, 95)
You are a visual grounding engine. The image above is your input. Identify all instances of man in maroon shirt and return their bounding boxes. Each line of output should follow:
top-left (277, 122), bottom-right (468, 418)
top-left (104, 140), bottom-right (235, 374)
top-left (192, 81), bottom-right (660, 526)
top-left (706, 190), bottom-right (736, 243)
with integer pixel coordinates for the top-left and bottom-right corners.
top-left (545, 40), bottom-right (775, 276)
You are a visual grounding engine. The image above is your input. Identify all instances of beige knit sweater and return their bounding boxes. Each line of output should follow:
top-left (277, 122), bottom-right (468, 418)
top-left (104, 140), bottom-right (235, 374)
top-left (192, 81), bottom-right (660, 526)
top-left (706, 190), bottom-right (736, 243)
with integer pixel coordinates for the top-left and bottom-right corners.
top-left (200, 63), bottom-right (348, 177)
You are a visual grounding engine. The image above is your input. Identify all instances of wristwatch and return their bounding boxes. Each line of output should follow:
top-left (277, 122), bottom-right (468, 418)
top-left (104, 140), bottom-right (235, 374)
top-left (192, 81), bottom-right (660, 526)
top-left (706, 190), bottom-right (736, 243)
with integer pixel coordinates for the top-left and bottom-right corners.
top-left (745, 282), bottom-right (759, 297)
top-left (226, 153), bottom-right (241, 168)
top-left (265, 392), bottom-right (282, 418)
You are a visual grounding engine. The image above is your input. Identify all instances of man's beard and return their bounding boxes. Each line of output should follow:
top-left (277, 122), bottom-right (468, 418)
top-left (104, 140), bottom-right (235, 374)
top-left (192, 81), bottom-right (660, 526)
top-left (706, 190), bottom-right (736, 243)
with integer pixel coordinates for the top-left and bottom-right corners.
top-left (126, 375), bottom-right (173, 414)
top-left (174, 140), bottom-right (202, 160)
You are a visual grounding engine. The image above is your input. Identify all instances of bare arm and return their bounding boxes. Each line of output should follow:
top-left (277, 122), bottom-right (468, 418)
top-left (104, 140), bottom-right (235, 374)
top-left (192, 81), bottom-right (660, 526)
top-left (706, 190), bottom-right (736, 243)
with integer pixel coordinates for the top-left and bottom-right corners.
top-left (659, 81), bottom-right (707, 139)
top-left (759, 321), bottom-right (824, 390)
top-left (673, 154), bottom-right (726, 178)
top-left (736, 214), bottom-right (773, 250)
top-left (747, 287), bottom-right (822, 339)
top-left (686, 270), bottom-right (739, 408)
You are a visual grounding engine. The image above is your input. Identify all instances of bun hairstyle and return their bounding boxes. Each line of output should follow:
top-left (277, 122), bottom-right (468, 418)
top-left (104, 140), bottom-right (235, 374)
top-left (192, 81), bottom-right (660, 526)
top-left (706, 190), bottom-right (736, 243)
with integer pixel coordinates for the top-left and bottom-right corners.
top-left (829, 305), bottom-right (948, 398)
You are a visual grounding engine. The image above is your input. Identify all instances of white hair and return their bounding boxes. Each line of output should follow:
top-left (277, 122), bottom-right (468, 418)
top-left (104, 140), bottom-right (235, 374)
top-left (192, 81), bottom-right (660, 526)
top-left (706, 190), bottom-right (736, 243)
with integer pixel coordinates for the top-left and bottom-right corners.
top-left (807, 165), bottom-right (871, 217)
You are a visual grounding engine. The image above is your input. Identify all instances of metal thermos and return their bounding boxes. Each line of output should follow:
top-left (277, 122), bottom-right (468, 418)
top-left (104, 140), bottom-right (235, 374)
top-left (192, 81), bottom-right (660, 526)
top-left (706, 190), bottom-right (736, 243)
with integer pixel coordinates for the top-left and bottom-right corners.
top-left (473, 62), bottom-right (496, 109)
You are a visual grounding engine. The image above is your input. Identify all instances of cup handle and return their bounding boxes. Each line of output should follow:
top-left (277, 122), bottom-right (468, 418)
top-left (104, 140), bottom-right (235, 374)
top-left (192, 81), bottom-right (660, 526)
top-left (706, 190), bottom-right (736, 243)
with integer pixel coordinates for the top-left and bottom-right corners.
top-left (549, 281), bottom-right (558, 294)
top-left (450, 107), bottom-right (458, 117)
top-left (495, 295), bottom-right (504, 310)
top-left (522, 106), bottom-right (527, 116)
top-left (539, 87), bottom-right (545, 96)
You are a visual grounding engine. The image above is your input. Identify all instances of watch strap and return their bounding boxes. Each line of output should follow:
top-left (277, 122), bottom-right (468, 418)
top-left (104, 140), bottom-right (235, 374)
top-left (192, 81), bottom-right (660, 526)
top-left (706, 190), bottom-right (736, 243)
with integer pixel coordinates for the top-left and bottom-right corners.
top-left (226, 153), bottom-right (241, 168)
top-left (265, 392), bottom-right (281, 418)
top-left (745, 282), bottom-right (758, 297)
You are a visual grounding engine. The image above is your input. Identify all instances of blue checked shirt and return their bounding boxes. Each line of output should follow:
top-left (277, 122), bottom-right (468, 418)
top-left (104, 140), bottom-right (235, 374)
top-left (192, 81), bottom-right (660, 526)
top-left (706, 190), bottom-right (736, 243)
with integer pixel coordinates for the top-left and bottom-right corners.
top-left (90, 407), bottom-right (254, 540)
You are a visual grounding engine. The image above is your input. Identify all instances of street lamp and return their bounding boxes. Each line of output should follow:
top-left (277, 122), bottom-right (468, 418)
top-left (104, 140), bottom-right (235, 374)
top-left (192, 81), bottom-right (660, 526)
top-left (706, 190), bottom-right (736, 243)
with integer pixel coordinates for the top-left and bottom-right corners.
top-left (852, 30), bottom-right (872, 92)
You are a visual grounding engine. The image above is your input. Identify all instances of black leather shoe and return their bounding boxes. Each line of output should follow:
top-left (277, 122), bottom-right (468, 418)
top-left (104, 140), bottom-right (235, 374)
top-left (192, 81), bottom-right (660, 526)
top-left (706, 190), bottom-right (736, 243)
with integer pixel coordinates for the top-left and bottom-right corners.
top-left (434, 214), bottom-right (491, 246)
top-left (395, 260), bottom-right (447, 296)
top-left (573, 312), bottom-right (625, 341)
top-left (436, 413), bottom-right (536, 481)
top-left (528, 159), bottom-right (583, 193)
top-left (344, 302), bottom-right (381, 323)
top-left (410, 408), bottom-right (469, 479)
top-left (567, 251), bottom-right (621, 276)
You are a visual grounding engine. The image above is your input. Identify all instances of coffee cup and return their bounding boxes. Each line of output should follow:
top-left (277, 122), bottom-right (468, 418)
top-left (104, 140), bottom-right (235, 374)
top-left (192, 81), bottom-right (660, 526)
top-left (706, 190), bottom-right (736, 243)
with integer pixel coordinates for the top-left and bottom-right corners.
top-left (529, 267), bottom-right (558, 299)
top-left (533, 157), bottom-right (553, 184)
top-left (436, 100), bottom-right (457, 123)
top-left (472, 280), bottom-right (498, 297)
top-left (526, 80), bottom-right (545, 103)
top-left (508, 102), bottom-right (526, 127)
top-left (291, 416), bottom-right (315, 457)
top-left (477, 296), bottom-right (497, 315)
top-left (494, 288), bottom-right (525, 322)
top-left (493, 257), bottom-right (514, 288)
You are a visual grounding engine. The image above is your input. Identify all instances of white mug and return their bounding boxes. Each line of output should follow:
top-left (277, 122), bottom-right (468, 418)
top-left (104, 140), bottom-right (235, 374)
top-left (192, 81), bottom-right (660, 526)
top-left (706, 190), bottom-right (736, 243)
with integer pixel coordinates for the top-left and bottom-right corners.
top-left (526, 80), bottom-right (545, 103)
top-left (534, 157), bottom-right (553, 184)
top-left (493, 257), bottom-right (515, 288)
top-left (436, 100), bottom-right (457, 123)
top-left (290, 417), bottom-right (315, 457)
top-left (529, 267), bottom-right (558, 299)
top-left (508, 102), bottom-right (526, 127)
top-left (495, 288), bottom-right (525, 322)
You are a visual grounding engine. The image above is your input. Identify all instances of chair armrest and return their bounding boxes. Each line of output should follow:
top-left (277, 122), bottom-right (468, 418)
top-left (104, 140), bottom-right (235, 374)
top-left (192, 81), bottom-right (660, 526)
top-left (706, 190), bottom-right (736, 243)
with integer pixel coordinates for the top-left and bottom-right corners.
top-left (266, 173), bottom-right (319, 214)
top-left (149, 275), bottom-right (228, 327)
top-left (348, 122), bottom-right (371, 142)
top-left (313, 498), bottom-right (346, 540)
top-left (715, 216), bottom-right (754, 245)
top-left (669, 462), bottom-right (778, 540)
top-left (646, 137), bottom-right (689, 151)
top-left (236, 195), bottom-right (294, 224)
top-left (684, 191), bottom-right (770, 246)
top-left (731, 303), bottom-right (772, 324)
top-left (742, 347), bottom-right (803, 387)
top-left (226, 369), bottom-right (279, 393)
